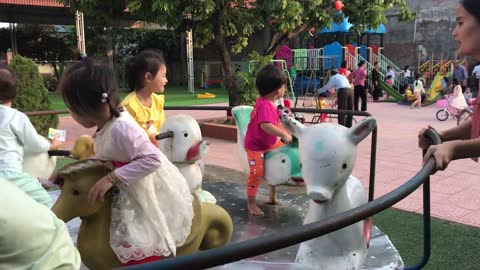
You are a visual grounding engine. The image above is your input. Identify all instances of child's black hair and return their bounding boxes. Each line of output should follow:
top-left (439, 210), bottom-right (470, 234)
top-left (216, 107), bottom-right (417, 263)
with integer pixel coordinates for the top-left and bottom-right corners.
top-left (125, 50), bottom-right (166, 93)
top-left (58, 59), bottom-right (121, 119)
top-left (255, 64), bottom-right (287, 97)
top-left (452, 77), bottom-right (460, 85)
top-left (414, 73), bottom-right (421, 86)
top-left (0, 65), bottom-right (16, 102)
top-left (386, 75), bottom-right (392, 79)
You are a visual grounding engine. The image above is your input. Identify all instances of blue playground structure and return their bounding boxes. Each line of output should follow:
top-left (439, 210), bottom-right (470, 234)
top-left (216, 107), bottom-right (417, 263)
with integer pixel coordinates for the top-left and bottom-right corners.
top-left (276, 15), bottom-right (403, 105)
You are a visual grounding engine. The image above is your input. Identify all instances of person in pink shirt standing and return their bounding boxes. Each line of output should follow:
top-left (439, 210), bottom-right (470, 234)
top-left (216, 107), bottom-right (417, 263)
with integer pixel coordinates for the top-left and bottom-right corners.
top-left (348, 60), bottom-right (368, 111)
top-left (57, 60), bottom-right (194, 266)
top-left (244, 64), bottom-right (293, 216)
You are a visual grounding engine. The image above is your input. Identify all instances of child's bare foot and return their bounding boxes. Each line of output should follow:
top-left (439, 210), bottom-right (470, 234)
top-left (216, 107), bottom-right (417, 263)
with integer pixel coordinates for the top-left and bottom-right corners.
top-left (247, 196), bottom-right (264, 216)
top-left (247, 202), bottom-right (264, 216)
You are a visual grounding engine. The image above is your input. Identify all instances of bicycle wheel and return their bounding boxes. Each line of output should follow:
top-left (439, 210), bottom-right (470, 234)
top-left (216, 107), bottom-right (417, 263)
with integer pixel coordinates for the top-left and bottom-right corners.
top-left (436, 109), bottom-right (449, 121)
top-left (457, 109), bottom-right (472, 126)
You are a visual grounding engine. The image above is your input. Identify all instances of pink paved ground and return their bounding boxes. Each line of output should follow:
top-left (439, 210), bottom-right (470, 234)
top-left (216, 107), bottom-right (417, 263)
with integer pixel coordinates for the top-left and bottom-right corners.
top-left (58, 102), bottom-right (480, 228)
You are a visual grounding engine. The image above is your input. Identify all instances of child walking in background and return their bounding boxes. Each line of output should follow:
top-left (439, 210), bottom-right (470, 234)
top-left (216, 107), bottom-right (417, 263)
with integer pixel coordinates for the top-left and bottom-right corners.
top-left (385, 75), bottom-right (393, 100)
top-left (411, 73), bottom-right (424, 109)
top-left (0, 65), bottom-right (62, 207)
top-left (121, 50), bottom-right (167, 146)
top-left (448, 78), bottom-right (468, 115)
top-left (244, 64), bottom-right (292, 216)
top-left (58, 60), bottom-right (193, 265)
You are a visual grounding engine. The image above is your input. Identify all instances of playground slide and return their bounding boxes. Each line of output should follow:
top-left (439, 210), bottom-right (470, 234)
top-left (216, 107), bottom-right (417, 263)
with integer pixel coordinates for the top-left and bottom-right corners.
top-left (379, 80), bottom-right (404, 101)
top-left (427, 72), bottom-right (449, 101)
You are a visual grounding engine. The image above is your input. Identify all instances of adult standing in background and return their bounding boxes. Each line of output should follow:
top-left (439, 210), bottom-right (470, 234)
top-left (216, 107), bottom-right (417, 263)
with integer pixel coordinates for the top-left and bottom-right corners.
top-left (453, 60), bottom-right (468, 92)
top-left (348, 60), bottom-right (368, 111)
top-left (317, 68), bottom-right (353, 127)
top-left (471, 61), bottom-right (480, 93)
top-left (371, 62), bottom-right (382, 101)
top-left (403, 65), bottom-right (412, 86)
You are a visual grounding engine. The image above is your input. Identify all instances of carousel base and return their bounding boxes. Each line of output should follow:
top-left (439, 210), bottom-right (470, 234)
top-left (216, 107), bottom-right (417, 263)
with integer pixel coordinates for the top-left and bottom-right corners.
top-left (49, 181), bottom-right (404, 270)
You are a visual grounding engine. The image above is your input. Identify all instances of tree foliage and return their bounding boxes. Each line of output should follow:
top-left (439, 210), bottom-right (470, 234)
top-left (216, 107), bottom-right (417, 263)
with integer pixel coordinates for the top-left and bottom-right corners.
top-left (59, 0), bottom-right (414, 105)
top-left (0, 25), bottom-right (72, 80)
top-left (9, 55), bottom-right (59, 135)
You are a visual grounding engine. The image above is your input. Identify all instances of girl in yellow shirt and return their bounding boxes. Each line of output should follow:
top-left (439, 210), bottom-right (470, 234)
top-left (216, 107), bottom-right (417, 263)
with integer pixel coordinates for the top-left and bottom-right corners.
top-left (121, 50), bottom-right (168, 146)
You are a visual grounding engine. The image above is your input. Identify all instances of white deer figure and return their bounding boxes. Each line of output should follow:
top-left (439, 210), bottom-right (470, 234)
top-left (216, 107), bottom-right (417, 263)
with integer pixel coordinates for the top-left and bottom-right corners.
top-left (158, 114), bottom-right (216, 204)
top-left (281, 113), bottom-right (375, 270)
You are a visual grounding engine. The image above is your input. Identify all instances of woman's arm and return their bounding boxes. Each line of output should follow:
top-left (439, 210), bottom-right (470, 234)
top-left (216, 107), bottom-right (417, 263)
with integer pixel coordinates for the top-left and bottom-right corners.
top-left (424, 137), bottom-right (480, 171)
top-left (418, 119), bottom-right (472, 150)
top-left (441, 118), bottom-right (472, 141)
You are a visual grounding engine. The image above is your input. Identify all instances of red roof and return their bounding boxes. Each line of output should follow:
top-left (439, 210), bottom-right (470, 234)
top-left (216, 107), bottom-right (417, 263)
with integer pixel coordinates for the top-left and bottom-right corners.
top-left (0, 0), bottom-right (64, 7)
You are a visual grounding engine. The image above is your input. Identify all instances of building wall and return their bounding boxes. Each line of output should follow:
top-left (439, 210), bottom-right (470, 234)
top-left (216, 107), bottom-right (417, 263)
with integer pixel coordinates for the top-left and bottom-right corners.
top-left (383, 0), bottom-right (459, 69)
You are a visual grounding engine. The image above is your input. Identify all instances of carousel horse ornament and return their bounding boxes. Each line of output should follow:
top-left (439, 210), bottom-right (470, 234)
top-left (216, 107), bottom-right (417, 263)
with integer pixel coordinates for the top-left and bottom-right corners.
top-left (281, 113), bottom-right (375, 270)
top-left (70, 134), bottom-right (95, 160)
top-left (51, 159), bottom-right (233, 270)
top-left (158, 114), bottom-right (217, 204)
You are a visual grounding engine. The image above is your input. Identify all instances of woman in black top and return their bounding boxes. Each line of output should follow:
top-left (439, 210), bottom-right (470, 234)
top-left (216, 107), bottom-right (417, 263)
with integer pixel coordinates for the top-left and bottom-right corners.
top-left (371, 61), bottom-right (382, 101)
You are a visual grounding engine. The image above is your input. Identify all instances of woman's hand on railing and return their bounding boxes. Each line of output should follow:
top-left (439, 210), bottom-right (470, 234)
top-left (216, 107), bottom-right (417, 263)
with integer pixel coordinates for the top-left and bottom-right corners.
top-left (419, 128), bottom-right (444, 174)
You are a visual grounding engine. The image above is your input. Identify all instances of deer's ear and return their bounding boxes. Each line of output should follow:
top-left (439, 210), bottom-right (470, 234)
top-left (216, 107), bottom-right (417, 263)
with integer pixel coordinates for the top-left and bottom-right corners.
top-left (348, 117), bottom-right (376, 145)
top-left (281, 115), bottom-right (305, 138)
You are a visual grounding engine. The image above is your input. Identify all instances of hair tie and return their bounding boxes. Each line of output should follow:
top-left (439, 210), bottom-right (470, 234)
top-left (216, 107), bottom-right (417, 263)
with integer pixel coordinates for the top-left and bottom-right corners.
top-left (101, 92), bottom-right (109, 103)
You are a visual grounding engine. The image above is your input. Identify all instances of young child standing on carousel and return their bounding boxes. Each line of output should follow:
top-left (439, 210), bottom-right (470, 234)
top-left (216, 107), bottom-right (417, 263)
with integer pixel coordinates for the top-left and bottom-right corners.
top-left (57, 59), bottom-right (193, 265)
top-left (0, 65), bottom-right (62, 207)
top-left (244, 64), bottom-right (293, 216)
top-left (121, 50), bottom-right (167, 147)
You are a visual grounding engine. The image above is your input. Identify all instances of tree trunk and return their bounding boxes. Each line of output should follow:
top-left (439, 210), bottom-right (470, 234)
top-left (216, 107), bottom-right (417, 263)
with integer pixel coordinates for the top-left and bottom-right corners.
top-left (265, 24), bottom-right (309, 56)
top-left (51, 62), bottom-right (59, 81)
top-left (212, 7), bottom-right (240, 108)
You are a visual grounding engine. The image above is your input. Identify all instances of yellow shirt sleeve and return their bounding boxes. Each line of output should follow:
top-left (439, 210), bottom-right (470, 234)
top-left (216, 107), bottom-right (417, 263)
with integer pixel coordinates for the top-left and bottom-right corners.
top-left (120, 92), bottom-right (166, 134)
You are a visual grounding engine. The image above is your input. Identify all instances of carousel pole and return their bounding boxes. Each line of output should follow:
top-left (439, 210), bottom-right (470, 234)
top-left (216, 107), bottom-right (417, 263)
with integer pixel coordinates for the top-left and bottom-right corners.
top-left (75, 11), bottom-right (86, 57)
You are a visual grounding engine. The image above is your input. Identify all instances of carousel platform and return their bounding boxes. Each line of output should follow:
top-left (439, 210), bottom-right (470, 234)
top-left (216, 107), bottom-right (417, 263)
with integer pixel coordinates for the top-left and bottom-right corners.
top-left (48, 165), bottom-right (403, 269)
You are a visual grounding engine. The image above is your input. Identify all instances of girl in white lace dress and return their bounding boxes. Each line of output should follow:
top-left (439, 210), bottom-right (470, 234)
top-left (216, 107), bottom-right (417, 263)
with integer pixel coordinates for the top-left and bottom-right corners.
top-left (57, 60), bottom-right (194, 265)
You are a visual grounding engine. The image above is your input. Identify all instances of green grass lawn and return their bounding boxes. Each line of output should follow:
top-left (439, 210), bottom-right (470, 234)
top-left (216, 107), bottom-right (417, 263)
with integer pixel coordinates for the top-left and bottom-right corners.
top-left (375, 209), bottom-right (480, 270)
top-left (48, 86), bottom-right (229, 110)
